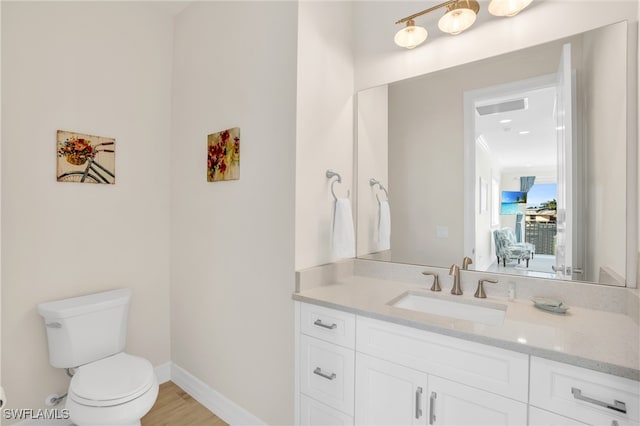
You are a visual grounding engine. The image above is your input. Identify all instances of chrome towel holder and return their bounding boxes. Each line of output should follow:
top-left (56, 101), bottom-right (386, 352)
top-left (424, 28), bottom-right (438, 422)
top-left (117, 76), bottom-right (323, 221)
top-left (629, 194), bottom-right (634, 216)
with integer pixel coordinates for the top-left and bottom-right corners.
top-left (369, 178), bottom-right (389, 204)
top-left (326, 170), bottom-right (350, 201)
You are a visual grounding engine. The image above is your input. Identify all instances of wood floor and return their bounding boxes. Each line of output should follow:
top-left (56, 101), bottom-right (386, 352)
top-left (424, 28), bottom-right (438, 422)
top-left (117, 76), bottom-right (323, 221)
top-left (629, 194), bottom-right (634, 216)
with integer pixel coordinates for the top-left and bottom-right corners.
top-left (142, 381), bottom-right (228, 426)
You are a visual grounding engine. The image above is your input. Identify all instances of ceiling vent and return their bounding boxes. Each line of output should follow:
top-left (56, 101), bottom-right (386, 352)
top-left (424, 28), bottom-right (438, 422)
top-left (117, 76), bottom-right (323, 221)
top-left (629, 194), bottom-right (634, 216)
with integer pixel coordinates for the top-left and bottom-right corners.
top-left (476, 98), bottom-right (528, 116)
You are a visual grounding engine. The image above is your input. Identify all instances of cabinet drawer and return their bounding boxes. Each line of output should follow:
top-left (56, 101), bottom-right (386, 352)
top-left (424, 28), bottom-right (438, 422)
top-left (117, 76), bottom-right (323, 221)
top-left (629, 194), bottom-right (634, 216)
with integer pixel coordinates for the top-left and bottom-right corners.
top-left (300, 395), bottom-right (353, 426)
top-left (356, 316), bottom-right (529, 402)
top-left (301, 334), bottom-right (355, 415)
top-left (528, 407), bottom-right (588, 426)
top-left (301, 303), bottom-right (355, 349)
top-left (530, 357), bottom-right (640, 425)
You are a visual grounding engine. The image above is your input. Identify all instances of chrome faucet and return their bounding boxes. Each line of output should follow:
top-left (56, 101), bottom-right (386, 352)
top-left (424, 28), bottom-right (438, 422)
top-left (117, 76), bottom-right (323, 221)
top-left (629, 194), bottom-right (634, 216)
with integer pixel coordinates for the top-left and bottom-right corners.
top-left (462, 256), bottom-right (473, 270)
top-left (474, 279), bottom-right (498, 298)
top-left (449, 264), bottom-right (463, 295)
top-left (422, 271), bottom-right (441, 292)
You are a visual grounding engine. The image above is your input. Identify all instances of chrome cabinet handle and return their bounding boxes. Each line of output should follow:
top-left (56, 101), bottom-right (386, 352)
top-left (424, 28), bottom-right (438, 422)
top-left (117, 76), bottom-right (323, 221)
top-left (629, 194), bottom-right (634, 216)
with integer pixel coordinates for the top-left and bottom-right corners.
top-left (313, 319), bottom-right (337, 330)
top-left (415, 387), bottom-right (423, 419)
top-left (571, 387), bottom-right (627, 414)
top-left (313, 367), bottom-right (336, 381)
top-left (429, 391), bottom-right (437, 425)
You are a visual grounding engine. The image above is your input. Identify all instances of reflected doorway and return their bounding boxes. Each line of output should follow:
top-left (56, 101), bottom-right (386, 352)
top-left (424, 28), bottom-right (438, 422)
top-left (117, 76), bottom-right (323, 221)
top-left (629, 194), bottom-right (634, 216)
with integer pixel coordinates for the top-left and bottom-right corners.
top-left (464, 66), bottom-right (575, 279)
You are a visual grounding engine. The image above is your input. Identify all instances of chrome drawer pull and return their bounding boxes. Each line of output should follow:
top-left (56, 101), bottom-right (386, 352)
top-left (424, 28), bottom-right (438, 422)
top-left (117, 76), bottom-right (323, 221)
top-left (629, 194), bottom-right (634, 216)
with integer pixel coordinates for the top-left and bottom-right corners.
top-left (571, 387), bottom-right (627, 414)
top-left (313, 367), bottom-right (336, 381)
top-left (313, 319), bottom-right (337, 330)
top-left (429, 391), bottom-right (437, 424)
top-left (415, 387), bottom-right (423, 419)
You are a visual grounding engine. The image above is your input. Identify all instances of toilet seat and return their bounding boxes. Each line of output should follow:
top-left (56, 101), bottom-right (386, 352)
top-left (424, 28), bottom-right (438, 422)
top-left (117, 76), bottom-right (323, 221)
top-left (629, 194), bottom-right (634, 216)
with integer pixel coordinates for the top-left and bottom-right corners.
top-left (69, 353), bottom-right (155, 407)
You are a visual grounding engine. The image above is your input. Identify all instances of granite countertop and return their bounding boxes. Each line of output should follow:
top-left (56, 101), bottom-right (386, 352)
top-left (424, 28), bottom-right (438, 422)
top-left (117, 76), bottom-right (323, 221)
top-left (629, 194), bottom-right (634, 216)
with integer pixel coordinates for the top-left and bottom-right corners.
top-left (293, 275), bottom-right (640, 381)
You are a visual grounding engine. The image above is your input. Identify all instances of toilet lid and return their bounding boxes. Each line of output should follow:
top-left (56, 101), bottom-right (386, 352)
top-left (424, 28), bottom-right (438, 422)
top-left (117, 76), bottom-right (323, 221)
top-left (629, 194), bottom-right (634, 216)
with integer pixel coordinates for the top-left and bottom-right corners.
top-left (69, 353), bottom-right (155, 407)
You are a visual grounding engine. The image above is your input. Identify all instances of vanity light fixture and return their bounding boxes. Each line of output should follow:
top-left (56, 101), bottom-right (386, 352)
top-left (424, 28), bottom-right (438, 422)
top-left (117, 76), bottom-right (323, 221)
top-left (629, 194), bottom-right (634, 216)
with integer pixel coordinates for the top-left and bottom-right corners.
top-left (395, 0), bottom-right (532, 48)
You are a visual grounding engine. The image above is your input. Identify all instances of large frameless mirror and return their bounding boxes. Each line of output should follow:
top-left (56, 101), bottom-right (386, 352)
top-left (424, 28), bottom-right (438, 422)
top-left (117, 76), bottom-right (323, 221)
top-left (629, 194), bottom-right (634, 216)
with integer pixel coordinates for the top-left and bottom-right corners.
top-left (357, 21), bottom-right (634, 286)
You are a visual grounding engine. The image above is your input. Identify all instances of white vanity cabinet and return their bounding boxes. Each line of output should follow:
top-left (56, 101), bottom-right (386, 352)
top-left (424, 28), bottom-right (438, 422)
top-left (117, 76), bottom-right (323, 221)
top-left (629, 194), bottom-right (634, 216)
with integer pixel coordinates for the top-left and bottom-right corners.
top-left (296, 302), bottom-right (639, 426)
top-left (299, 303), bottom-right (356, 426)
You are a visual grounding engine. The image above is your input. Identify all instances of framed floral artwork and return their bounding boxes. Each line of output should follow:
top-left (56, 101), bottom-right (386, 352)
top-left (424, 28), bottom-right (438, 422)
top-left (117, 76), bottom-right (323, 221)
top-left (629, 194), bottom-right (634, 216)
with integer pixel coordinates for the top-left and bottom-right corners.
top-left (207, 127), bottom-right (240, 182)
top-left (56, 130), bottom-right (115, 184)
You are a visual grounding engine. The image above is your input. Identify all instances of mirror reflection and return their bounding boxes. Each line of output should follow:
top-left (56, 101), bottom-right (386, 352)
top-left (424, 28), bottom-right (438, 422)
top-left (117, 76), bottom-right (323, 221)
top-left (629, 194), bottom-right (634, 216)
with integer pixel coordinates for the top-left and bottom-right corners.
top-left (357, 21), bottom-right (629, 286)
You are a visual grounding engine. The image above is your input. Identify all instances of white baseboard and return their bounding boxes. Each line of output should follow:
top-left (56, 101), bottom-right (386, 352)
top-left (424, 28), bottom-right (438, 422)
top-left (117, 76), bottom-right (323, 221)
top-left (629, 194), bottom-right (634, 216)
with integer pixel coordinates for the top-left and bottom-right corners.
top-left (15, 362), bottom-right (261, 425)
top-left (155, 361), bottom-right (172, 384)
top-left (170, 363), bottom-right (266, 426)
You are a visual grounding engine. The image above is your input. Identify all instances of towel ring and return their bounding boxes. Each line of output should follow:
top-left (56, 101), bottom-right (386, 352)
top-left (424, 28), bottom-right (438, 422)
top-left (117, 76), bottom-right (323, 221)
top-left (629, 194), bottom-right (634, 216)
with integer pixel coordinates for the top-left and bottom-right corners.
top-left (369, 178), bottom-right (389, 204)
top-left (327, 170), bottom-right (350, 201)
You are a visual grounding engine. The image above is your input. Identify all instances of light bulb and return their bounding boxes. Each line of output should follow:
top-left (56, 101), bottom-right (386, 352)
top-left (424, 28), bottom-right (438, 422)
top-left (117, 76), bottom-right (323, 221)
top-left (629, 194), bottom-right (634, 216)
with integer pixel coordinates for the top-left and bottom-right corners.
top-left (438, 7), bottom-right (477, 35)
top-left (488, 0), bottom-right (533, 17)
top-left (438, 0), bottom-right (479, 35)
top-left (394, 20), bottom-right (428, 49)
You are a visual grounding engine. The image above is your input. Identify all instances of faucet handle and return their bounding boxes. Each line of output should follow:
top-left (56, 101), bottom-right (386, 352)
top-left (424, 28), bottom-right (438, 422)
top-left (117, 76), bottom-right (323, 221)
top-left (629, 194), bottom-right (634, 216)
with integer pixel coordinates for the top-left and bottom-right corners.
top-left (422, 272), bottom-right (441, 292)
top-left (474, 279), bottom-right (498, 299)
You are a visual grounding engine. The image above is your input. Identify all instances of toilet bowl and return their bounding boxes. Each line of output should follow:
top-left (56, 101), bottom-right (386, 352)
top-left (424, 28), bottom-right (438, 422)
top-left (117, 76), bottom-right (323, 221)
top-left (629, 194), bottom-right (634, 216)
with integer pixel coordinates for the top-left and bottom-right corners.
top-left (65, 353), bottom-right (159, 426)
top-left (36, 289), bottom-right (159, 426)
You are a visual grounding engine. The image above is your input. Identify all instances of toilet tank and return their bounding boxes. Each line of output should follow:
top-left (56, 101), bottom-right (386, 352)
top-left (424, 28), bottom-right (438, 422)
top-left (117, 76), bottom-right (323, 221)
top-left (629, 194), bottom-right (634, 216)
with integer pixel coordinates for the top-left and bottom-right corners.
top-left (37, 288), bottom-right (131, 368)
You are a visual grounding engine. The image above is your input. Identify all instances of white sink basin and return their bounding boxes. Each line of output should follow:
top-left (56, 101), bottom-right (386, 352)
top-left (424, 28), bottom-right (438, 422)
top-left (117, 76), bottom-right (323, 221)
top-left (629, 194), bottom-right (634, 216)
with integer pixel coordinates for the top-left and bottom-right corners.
top-left (390, 292), bottom-right (506, 326)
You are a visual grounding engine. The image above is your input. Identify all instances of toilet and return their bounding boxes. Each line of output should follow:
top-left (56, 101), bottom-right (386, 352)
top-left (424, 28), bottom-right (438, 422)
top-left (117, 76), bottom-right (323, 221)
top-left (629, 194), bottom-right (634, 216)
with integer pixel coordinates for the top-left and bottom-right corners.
top-left (37, 288), bottom-right (159, 426)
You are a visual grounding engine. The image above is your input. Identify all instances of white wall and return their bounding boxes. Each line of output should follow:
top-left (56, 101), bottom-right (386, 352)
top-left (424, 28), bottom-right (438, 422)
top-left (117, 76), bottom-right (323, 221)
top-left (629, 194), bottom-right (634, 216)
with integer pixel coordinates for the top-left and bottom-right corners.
top-left (1, 1), bottom-right (173, 415)
top-left (584, 23), bottom-right (628, 284)
top-left (387, 73), bottom-right (465, 267)
top-left (0, 0), bottom-right (4, 392)
top-left (475, 146), bottom-right (499, 271)
top-left (170, 2), bottom-right (298, 425)
top-left (295, 1), bottom-right (355, 270)
top-left (356, 85), bottom-right (388, 257)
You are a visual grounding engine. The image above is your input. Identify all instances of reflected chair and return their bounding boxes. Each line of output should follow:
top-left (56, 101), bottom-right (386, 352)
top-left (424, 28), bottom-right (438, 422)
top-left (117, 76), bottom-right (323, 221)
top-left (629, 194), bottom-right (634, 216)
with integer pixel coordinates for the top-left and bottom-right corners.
top-left (493, 228), bottom-right (533, 267)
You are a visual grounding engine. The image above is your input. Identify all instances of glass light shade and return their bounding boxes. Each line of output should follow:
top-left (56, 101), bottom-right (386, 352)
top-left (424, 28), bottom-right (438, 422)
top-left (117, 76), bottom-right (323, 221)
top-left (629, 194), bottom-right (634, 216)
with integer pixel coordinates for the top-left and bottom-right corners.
top-left (438, 7), bottom-right (477, 35)
top-left (394, 23), bottom-right (428, 49)
top-left (488, 0), bottom-right (533, 17)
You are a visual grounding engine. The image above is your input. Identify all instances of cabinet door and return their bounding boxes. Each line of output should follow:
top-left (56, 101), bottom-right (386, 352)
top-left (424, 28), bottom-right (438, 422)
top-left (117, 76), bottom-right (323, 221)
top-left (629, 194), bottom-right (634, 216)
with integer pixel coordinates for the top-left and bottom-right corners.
top-left (355, 353), bottom-right (428, 426)
top-left (427, 376), bottom-right (527, 426)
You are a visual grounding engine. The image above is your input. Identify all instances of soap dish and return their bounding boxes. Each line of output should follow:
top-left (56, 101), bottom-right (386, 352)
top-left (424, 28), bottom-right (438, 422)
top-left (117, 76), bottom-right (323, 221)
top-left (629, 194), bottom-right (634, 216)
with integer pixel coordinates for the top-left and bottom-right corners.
top-left (531, 297), bottom-right (570, 314)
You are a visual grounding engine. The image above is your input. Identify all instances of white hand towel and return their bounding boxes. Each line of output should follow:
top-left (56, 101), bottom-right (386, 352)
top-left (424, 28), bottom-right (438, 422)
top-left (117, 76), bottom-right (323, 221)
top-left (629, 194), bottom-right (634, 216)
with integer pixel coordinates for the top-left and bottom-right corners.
top-left (378, 200), bottom-right (391, 251)
top-left (332, 198), bottom-right (355, 259)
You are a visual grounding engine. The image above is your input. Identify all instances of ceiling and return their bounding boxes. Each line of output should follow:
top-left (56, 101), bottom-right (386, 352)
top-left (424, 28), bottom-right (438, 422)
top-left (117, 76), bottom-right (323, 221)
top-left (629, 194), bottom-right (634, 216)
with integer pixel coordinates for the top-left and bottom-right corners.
top-left (474, 85), bottom-right (558, 172)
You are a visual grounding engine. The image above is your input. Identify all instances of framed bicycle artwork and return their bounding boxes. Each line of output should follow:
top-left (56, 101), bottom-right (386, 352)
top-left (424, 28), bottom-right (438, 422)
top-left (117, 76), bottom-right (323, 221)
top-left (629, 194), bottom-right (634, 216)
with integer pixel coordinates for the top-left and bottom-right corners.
top-left (56, 130), bottom-right (115, 184)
